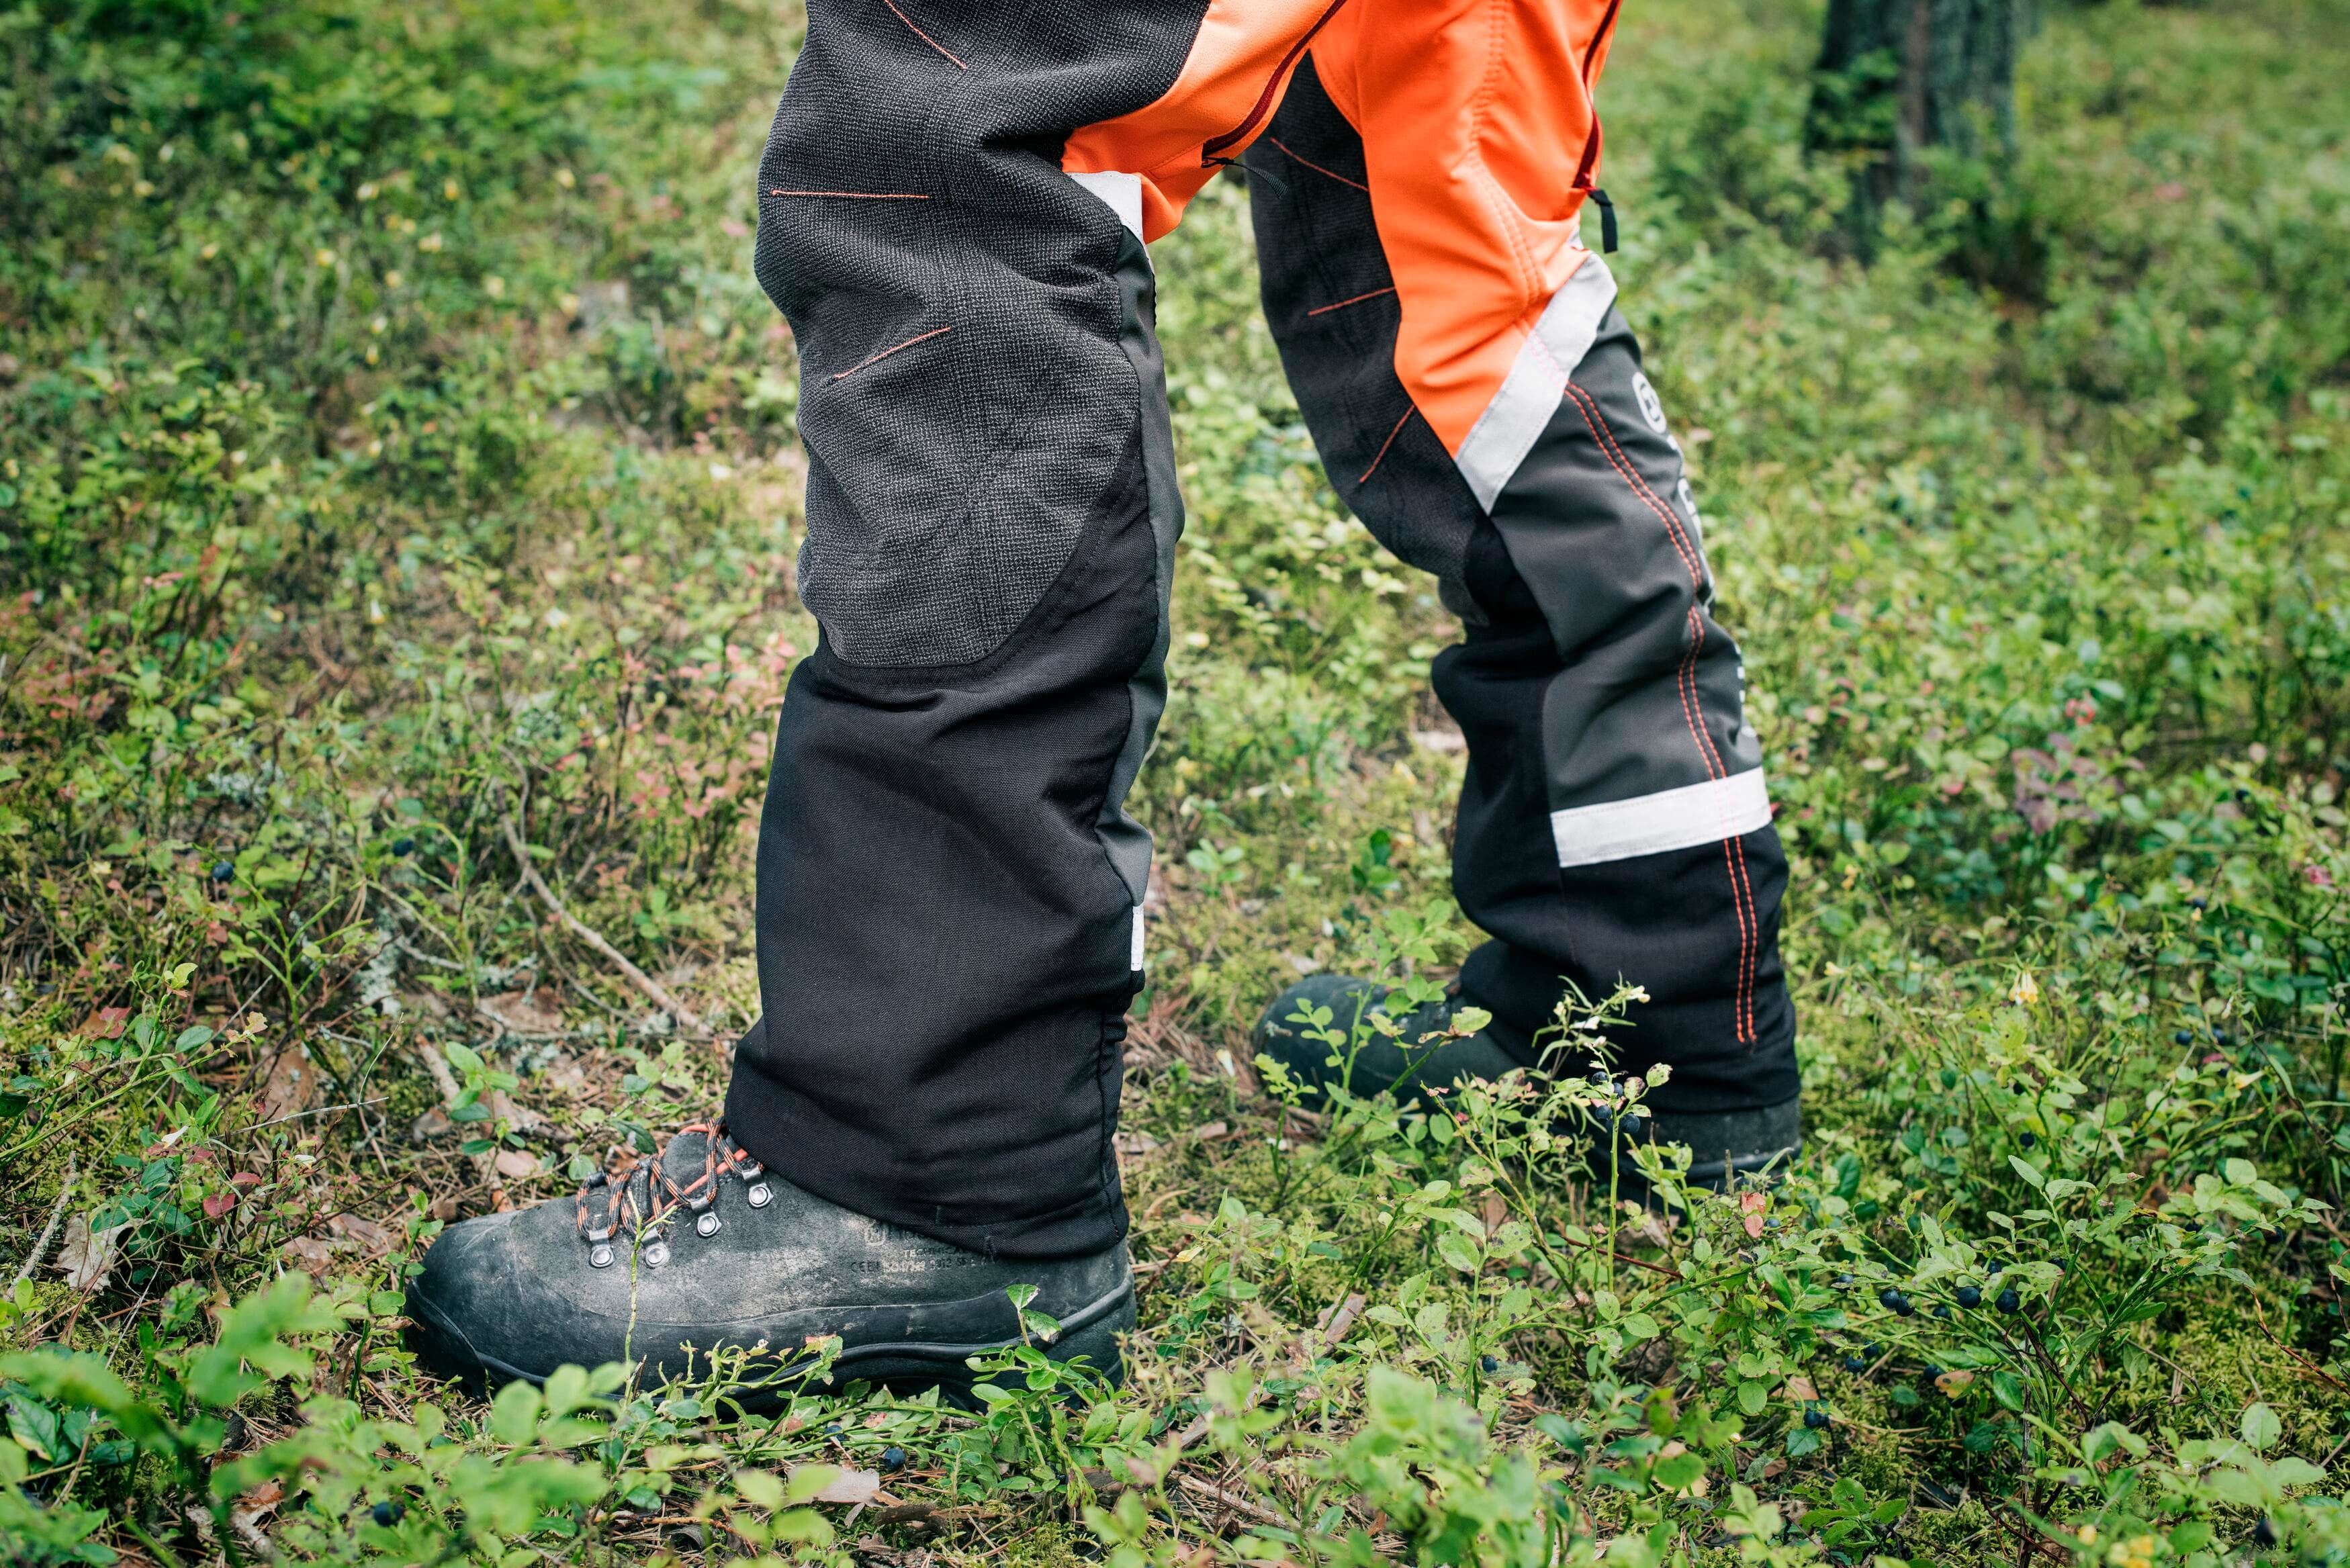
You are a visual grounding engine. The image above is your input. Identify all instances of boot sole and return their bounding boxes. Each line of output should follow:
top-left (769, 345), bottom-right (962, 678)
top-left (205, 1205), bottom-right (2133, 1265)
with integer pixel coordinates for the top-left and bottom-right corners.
top-left (406, 1277), bottom-right (1136, 1410)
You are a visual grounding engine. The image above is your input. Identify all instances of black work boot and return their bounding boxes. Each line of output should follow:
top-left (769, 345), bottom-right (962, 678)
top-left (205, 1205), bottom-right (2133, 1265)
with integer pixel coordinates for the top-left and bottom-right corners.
top-left (1251, 975), bottom-right (1525, 1105)
top-left (1253, 976), bottom-right (1801, 1193)
top-left (406, 1122), bottom-right (1133, 1404)
top-left (1605, 1095), bottom-right (1803, 1199)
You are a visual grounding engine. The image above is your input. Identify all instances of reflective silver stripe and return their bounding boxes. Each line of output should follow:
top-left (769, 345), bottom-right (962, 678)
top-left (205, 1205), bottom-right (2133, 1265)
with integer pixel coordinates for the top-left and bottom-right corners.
top-left (1130, 905), bottom-right (1146, 971)
top-left (1549, 768), bottom-right (1771, 868)
top-left (1069, 170), bottom-right (1145, 244)
top-left (1453, 252), bottom-right (1617, 511)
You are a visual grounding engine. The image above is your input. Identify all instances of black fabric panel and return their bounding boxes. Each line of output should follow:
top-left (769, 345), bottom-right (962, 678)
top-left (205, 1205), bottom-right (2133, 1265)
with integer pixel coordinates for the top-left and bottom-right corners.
top-left (755, 0), bottom-right (1211, 667)
top-left (1241, 56), bottom-right (1487, 588)
top-left (727, 422), bottom-right (1157, 1258)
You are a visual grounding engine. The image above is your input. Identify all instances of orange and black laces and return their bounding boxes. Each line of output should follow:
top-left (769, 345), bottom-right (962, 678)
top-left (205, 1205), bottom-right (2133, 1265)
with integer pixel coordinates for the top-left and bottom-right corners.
top-left (575, 1121), bottom-right (768, 1268)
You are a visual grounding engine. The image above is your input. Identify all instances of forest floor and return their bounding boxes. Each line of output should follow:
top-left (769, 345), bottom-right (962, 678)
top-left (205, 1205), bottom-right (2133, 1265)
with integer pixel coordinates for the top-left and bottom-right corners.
top-left (6, 0), bottom-right (2350, 1563)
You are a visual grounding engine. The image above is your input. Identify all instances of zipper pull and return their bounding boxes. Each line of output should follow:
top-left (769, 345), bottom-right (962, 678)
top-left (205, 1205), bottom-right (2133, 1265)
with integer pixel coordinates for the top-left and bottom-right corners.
top-left (1587, 187), bottom-right (1618, 254)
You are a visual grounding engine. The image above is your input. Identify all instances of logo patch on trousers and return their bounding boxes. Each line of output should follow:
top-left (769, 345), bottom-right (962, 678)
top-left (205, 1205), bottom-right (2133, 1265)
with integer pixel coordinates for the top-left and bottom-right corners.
top-left (1632, 371), bottom-right (1670, 434)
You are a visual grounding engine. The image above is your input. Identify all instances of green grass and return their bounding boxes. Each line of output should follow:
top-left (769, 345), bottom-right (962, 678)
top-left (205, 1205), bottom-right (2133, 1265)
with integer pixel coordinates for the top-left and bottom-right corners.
top-left (5, 0), bottom-right (2350, 1562)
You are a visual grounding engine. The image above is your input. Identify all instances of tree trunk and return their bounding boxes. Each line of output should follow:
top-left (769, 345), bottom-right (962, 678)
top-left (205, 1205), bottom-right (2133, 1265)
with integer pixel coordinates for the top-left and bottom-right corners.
top-left (1807, 0), bottom-right (2029, 250)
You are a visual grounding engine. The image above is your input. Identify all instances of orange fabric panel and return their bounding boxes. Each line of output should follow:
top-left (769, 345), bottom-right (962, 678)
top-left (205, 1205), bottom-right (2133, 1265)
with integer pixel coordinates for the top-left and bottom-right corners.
top-left (1062, 0), bottom-right (1345, 242)
top-left (1313, 0), bottom-right (1618, 457)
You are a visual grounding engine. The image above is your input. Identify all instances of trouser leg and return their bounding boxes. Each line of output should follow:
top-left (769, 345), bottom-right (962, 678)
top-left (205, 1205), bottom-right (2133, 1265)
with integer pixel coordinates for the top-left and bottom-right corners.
top-left (725, 0), bottom-right (1340, 1258)
top-left (1245, 12), bottom-right (1797, 1113)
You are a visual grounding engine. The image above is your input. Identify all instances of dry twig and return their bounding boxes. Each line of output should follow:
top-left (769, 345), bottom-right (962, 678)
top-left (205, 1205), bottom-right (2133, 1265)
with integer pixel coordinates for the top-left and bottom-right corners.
top-left (500, 817), bottom-right (707, 1038)
top-left (11, 1157), bottom-right (75, 1290)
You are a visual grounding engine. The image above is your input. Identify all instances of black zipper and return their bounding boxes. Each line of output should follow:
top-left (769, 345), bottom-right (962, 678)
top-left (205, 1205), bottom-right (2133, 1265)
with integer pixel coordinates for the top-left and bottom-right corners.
top-left (1571, 0), bottom-right (1624, 244)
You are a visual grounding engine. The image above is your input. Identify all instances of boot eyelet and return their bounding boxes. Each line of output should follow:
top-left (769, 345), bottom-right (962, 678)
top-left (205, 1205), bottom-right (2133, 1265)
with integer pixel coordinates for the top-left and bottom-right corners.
top-left (747, 1183), bottom-right (772, 1209)
top-left (644, 1240), bottom-right (672, 1269)
top-left (696, 1211), bottom-right (721, 1238)
top-left (589, 1243), bottom-right (615, 1269)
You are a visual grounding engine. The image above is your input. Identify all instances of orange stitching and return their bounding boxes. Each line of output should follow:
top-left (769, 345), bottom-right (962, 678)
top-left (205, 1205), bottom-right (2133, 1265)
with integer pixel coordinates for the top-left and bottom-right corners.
top-left (766, 188), bottom-right (932, 199)
top-left (1718, 803), bottom-right (1758, 1040)
top-left (1565, 383), bottom-right (1704, 591)
top-left (1265, 136), bottom-right (1369, 193)
top-left (880, 0), bottom-right (966, 68)
top-left (831, 325), bottom-right (952, 380)
top-left (1307, 286), bottom-right (1396, 317)
top-left (1720, 840), bottom-right (1755, 1039)
top-left (1357, 406), bottom-right (1415, 485)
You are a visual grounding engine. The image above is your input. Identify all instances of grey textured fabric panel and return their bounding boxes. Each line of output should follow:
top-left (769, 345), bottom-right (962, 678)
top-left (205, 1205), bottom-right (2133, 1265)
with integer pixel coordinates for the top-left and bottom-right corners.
top-left (755, 0), bottom-right (1211, 667)
top-left (1240, 56), bottom-right (1486, 591)
top-left (1490, 309), bottom-right (1761, 811)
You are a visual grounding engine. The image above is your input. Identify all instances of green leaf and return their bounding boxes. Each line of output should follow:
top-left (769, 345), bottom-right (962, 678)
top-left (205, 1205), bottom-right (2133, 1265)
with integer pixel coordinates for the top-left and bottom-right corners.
top-left (2007, 1155), bottom-right (2047, 1189)
top-left (1435, 1231), bottom-right (1483, 1275)
top-left (1651, 1451), bottom-right (1705, 1491)
top-left (490, 1379), bottom-right (543, 1446)
top-left (2241, 1401), bottom-right (2282, 1452)
top-left (7, 1393), bottom-right (62, 1461)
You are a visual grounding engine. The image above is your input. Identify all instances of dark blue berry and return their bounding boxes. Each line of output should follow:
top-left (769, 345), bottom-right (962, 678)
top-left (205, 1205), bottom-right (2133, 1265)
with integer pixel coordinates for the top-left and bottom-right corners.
top-left (1879, 1288), bottom-right (1913, 1316)
top-left (1864, 1343), bottom-right (1884, 1361)
top-left (1996, 1287), bottom-right (2021, 1314)
top-left (371, 1500), bottom-right (404, 1527)
top-left (2189, 897), bottom-right (2208, 911)
top-left (1803, 1406), bottom-right (1829, 1430)
top-left (2254, 1519), bottom-right (2277, 1548)
top-left (2174, 1030), bottom-right (2194, 1046)
top-left (1842, 1353), bottom-right (1867, 1373)
top-left (1836, 1274), bottom-right (1855, 1289)
top-left (2216, 1029), bottom-right (2234, 1046)
top-left (2019, 1132), bottom-right (2037, 1148)
top-left (1921, 1364), bottom-right (1943, 1381)
top-left (210, 860), bottom-right (234, 882)
top-left (1480, 1354), bottom-right (1500, 1373)
top-left (1933, 1303), bottom-right (1950, 1319)
top-left (1956, 1285), bottom-right (1982, 1309)
top-left (393, 837), bottom-right (415, 856)
top-left (880, 1446), bottom-right (907, 1473)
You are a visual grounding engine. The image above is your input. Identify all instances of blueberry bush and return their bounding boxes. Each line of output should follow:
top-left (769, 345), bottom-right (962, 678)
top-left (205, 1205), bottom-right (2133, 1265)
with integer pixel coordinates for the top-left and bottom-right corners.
top-left (5, 0), bottom-right (2350, 1563)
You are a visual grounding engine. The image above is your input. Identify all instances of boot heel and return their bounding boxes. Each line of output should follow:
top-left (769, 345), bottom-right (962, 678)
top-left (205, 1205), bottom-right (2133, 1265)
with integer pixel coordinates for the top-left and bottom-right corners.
top-left (948, 1286), bottom-right (1136, 1407)
top-left (1046, 1287), bottom-right (1136, 1389)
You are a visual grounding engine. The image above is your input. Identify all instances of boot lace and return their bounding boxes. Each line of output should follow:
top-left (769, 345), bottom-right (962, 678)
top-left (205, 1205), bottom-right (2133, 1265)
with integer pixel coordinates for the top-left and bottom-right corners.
top-left (574, 1120), bottom-right (764, 1263)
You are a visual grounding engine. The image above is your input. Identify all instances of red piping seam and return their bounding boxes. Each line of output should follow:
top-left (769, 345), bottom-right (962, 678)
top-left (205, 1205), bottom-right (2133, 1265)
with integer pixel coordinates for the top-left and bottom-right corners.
top-left (1202, 0), bottom-right (1356, 163)
top-left (880, 0), bottom-right (966, 68)
top-left (1308, 286), bottom-right (1396, 316)
top-left (831, 325), bottom-right (952, 380)
top-left (1357, 406), bottom-right (1415, 485)
top-left (766, 188), bottom-right (932, 199)
top-left (1566, 383), bottom-right (1758, 1041)
top-left (1265, 136), bottom-right (1369, 193)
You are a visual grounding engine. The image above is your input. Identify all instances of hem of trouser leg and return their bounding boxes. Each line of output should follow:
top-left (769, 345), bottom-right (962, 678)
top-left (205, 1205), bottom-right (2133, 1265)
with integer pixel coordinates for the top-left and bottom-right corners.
top-left (1457, 939), bottom-right (1801, 1115)
top-left (721, 1054), bottom-right (1132, 1263)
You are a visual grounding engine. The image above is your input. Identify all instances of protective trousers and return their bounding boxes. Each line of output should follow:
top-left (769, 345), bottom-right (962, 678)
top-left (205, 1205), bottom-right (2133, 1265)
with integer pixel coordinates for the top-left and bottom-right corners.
top-left (725, 0), bottom-right (1799, 1260)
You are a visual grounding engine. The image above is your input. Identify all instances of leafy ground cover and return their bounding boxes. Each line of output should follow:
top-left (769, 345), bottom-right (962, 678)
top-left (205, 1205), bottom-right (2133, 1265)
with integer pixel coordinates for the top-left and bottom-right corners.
top-left (5, 0), bottom-right (2350, 1562)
